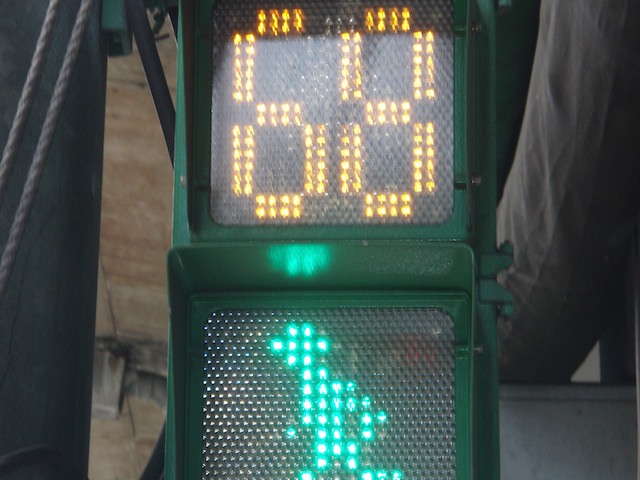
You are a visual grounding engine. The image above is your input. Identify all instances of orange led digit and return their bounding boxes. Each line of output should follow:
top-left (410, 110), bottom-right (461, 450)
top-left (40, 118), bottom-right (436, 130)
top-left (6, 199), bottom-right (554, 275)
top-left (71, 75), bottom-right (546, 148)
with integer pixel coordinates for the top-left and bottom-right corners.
top-left (402, 8), bottom-right (411, 31)
top-left (232, 34), bottom-right (255, 102)
top-left (258, 8), bottom-right (304, 36)
top-left (256, 103), bottom-right (302, 127)
top-left (365, 10), bottom-right (375, 32)
top-left (365, 193), bottom-right (412, 218)
top-left (413, 31), bottom-right (436, 100)
top-left (365, 7), bottom-right (410, 33)
top-left (212, 1), bottom-right (454, 225)
top-left (425, 31), bottom-right (436, 99)
top-left (340, 32), bottom-right (363, 101)
top-left (255, 195), bottom-right (302, 219)
top-left (425, 122), bottom-right (436, 192)
top-left (304, 125), bottom-right (328, 195)
top-left (232, 125), bottom-right (255, 196)
top-left (377, 9), bottom-right (386, 32)
top-left (390, 8), bottom-right (400, 32)
top-left (269, 10), bottom-right (279, 36)
top-left (365, 102), bottom-right (410, 125)
top-left (257, 10), bottom-right (266, 35)
top-left (293, 9), bottom-right (304, 32)
top-left (413, 122), bottom-right (437, 193)
top-left (340, 124), bottom-right (363, 194)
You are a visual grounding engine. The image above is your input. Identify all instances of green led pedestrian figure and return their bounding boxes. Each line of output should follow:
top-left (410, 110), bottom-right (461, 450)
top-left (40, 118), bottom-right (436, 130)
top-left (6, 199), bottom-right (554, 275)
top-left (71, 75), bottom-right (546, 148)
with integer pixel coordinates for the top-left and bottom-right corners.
top-left (271, 323), bottom-right (403, 480)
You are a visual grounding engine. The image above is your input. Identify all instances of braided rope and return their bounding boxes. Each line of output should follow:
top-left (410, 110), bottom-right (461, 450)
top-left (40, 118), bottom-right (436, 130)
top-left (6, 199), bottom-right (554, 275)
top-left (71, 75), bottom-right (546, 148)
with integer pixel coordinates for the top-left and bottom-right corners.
top-left (0, 0), bottom-right (63, 206)
top-left (0, 0), bottom-right (97, 300)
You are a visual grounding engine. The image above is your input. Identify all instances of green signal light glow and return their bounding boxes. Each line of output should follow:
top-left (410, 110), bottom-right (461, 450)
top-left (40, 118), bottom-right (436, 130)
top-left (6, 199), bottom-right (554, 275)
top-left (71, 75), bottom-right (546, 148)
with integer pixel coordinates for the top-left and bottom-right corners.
top-left (332, 413), bottom-right (342, 427)
top-left (362, 413), bottom-right (373, 426)
top-left (267, 244), bottom-right (332, 278)
top-left (273, 322), bottom-right (402, 479)
top-left (317, 339), bottom-right (329, 352)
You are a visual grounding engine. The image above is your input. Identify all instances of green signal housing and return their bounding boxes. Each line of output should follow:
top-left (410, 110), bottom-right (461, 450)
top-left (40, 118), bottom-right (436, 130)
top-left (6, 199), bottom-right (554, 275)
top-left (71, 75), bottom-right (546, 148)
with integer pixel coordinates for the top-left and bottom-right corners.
top-left (167, 0), bottom-right (506, 478)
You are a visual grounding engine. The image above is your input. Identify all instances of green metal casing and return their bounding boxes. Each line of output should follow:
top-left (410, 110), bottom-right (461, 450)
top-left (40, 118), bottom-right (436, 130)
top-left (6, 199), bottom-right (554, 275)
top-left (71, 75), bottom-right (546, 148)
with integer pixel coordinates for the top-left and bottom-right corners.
top-left (168, 0), bottom-right (502, 478)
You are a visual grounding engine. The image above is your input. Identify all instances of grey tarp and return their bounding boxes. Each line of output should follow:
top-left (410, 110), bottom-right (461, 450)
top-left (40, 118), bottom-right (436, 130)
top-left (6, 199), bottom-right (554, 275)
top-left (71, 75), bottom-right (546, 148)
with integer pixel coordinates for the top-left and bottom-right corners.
top-left (497, 0), bottom-right (640, 382)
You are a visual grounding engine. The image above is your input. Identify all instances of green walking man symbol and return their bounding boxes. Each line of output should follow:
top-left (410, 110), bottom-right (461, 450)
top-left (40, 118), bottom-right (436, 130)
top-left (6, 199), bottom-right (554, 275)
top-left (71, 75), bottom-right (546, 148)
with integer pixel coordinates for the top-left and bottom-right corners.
top-left (271, 323), bottom-right (403, 480)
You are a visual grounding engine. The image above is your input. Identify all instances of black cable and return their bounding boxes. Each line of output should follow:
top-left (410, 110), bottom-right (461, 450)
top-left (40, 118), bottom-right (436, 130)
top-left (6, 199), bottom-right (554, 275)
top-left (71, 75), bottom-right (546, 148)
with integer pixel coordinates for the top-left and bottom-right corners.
top-left (125, 0), bottom-right (175, 166)
top-left (0, 445), bottom-right (88, 479)
top-left (125, 4), bottom-right (172, 477)
top-left (139, 420), bottom-right (166, 480)
top-left (634, 219), bottom-right (640, 480)
top-left (167, 7), bottom-right (179, 40)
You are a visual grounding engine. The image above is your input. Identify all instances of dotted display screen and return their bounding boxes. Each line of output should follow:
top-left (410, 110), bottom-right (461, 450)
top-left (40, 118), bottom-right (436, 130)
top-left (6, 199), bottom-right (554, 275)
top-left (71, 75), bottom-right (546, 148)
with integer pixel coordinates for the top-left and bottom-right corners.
top-left (210, 1), bottom-right (455, 225)
top-left (202, 308), bottom-right (456, 479)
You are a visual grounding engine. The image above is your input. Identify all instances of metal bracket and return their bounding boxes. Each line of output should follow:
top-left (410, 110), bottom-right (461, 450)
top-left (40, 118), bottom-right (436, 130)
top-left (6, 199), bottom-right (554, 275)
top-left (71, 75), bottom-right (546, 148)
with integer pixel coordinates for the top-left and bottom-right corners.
top-left (102, 0), bottom-right (132, 56)
top-left (478, 242), bottom-right (514, 316)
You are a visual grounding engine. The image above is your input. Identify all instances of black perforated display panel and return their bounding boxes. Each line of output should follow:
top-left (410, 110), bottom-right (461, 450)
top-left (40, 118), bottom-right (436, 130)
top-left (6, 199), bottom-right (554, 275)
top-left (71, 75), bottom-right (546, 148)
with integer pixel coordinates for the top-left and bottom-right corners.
top-left (202, 307), bottom-right (456, 479)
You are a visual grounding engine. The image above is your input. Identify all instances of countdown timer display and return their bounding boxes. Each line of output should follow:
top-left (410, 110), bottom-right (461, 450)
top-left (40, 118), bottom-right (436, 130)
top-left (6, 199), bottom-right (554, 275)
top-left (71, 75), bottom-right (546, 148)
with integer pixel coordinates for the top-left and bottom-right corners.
top-left (210, 1), bottom-right (454, 225)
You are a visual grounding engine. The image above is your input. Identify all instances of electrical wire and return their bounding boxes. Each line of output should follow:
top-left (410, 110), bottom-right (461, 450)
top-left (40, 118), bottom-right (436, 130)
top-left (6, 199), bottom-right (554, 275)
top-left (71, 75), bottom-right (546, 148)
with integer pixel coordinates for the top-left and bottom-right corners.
top-left (0, 0), bottom-right (97, 301)
top-left (125, 0), bottom-right (176, 166)
top-left (139, 420), bottom-right (166, 480)
top-left (634, 220), bottom-right (640, 480)
top-left (0, 0), bottom-right (63, 207)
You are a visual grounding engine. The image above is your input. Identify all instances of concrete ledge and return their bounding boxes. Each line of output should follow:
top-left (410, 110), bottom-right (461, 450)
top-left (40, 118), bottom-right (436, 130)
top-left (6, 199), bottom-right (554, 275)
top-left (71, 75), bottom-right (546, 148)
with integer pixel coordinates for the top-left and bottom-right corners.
top-left (500, 384), bottom-right (636, 480)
